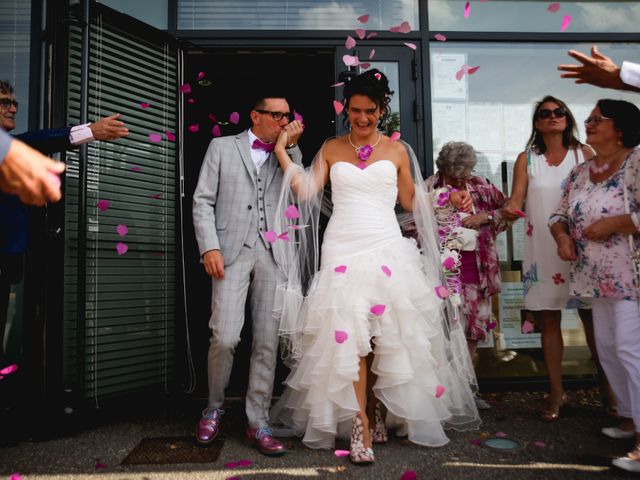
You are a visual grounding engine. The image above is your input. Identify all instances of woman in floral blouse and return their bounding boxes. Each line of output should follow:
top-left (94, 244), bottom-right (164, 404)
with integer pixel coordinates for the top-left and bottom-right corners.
top-left (549, 99), bottom-right (640, 474)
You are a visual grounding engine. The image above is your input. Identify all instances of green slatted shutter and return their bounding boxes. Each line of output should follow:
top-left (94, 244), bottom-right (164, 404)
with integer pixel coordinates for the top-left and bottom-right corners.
top-left (64, 12), bottom-right (178, 400)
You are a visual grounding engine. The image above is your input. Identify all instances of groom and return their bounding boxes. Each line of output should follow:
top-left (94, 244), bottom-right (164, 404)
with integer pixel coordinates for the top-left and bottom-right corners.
top-left (192, 95), bottom-right (303, 455)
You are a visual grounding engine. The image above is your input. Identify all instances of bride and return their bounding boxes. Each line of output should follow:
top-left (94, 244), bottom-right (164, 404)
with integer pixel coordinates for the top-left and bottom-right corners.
top-left (269, 69), bottom-right (480, 464)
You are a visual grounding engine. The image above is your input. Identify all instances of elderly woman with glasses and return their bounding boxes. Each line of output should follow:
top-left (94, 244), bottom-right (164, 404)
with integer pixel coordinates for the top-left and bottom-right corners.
top-left (425, 142), bottom-right (509, 392)
top-left (549, 99), bottom-right (640, 473)
top-left (502, 96), bottom-right (606, 422)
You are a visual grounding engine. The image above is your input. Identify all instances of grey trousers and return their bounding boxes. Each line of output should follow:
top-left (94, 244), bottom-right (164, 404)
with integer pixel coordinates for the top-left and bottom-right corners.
top-left (207, 241), bottom-right (283, 428)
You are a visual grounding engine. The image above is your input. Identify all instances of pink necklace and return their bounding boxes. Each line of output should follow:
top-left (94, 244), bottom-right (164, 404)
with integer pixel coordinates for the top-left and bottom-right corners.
top-left (348, 132), bottom-right (381, 169)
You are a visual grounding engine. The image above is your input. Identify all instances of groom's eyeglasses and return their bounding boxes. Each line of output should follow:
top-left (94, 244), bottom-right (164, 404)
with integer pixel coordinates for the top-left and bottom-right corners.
top-left (536, 107), bottom-right (567, 120)
top-left (0, 98), bottom-right (18, 109)
top-left (254, 109), bottom-right (293, 122)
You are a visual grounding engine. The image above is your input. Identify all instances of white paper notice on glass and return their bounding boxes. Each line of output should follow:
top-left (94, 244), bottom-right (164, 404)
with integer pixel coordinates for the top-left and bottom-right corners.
top-left (432, 102), bottom-right (467, 150)
top-left (431, 52), bottom-right (467, 100)
top-left (467, 103), bottom-right (503, 152)
top-left (499, 282), bottom-right (541, 349)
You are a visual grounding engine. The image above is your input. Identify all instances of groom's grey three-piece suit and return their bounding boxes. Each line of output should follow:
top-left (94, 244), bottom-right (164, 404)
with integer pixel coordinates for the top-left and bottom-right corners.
top-left (193, 130), bottom-right (302, 428)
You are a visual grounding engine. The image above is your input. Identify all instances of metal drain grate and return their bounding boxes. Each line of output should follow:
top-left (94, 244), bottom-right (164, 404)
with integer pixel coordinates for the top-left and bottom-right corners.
top-left (121, 436), bottom-right (223, 465)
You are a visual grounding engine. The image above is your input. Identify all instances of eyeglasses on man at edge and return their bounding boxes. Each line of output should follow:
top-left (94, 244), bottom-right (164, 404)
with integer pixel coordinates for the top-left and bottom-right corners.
top-left (0, 99), bottom-right (18, 109)
top-left (536, 107), bottom-right (567, 120)
top-left (584, 115), bottom-right (613, 126)
top-left (254, 109), bottom-right (294, 122)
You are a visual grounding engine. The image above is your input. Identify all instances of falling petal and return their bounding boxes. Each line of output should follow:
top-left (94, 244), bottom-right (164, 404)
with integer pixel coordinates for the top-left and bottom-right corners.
top-left (487, 321), bottom-right (497, 331)
top-left (389, 131), bottom-right (401, 142)
top-left (131, 165), bottom-right (142, 172)
top-left (548, 3), bottom-right (560, 13)
top-left (150, 193), bottom-right (162, 199)
top-left (533, 440), bottom-right (547, 448)
top-left (401, 471), bottom-right (417, 480)
top-left (342, 54), bottom-right (359, 66)
top-left (366, 32), bottom-right (378, 39)
top-left (237, 460), bottom-right (253, 467)
top-left (333, 100), bottom-right (344, 115)
top-left (294, 110), bottom-right (304, 123)
top-left (188, 124), bottom-right (199, 133)
top-left (403, 42), bottom-right (417, 50)
top-left (335, 330), bottom-right (349, 344)
top-left (224, 462), bottom-right (239, 469)
top-left (398, 21), bottom-right (411, 33)
top-left (140, 102), bottom-right (151, 109)
top-left (389, 26), bottom-right (400, 33)
top-left (208, 113), bottom-right (218, 123)
top-left (262, 231), bottom-right (277, 243)
top-left (345, 36), bottom-right (356, 49)
top-left (116, 242), bottom-right (128, 255)
top-left (435, 286), bottom-right (449, 299)
top-left (434, 33), bottom-right (447, 42)
top-left (334, 449), bottom-right (350, 457)
top-left (9, 474), bottom-right (21, 480)
top-left (455, 69), bottom-right (466, 81)
top-left (331, 82), bottom-right (345, 88)
top-left (495, 431), bottom-right (507, 438)
top-left (374, 73), bottom-right (382, 80)
top-left (467, 65), bottom-right (481, 74)
top-left (116, 224), bottom-right (128, 237)
top-left (464, 1), bottom-right (471, 18)
top-left (196, 71), bottom-right (205, 81)
top-left (435, 385), bottom-right (446, 398)
top-left (212, 125), bottom-right (222, 137)
top-left (359, 62), bottom-right (371, 69)
top-left (470, 438), bottom-right (482, 446)
top-left (355, 28), bottom-right (366, 40)
top-left (179, 83), bottom-right (191, 94)
top-left (95, 462), bottom-right (108, 470)
top-left (165, 130), bottom-right (175, 142)
top-left (370, 304), bottom-right (386, 316)
top-left (187, 98), bottom-right (195, 104)
top-left (96, 199), bottom-right (110, 212)
top-left (0, 364), bottom-right (18, 375)
top-left (381, 265), bottom-right (392, 277)
top-left (285, 204), bottom-right (300, 219)
top-left (334, 265), bottom-right (347, 273)
top-left (368, 49), bottom-right (376, 60)
top-left (357, 14), bottom-right (369, 23)
top-left (522, 319), bottom-right (535, 333)
top-left (229, 111), bottom-right (240, 125)
top-left (560, 14), bottom-right (571, 31)
top-left (277, 231), bottom-right (290, 241)
top-left (149, 133), bottom-right (162, 143)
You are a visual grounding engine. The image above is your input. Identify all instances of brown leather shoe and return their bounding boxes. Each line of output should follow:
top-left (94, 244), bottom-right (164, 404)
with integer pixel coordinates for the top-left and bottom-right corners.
top-left (244, 427), bottom-right (287, 456)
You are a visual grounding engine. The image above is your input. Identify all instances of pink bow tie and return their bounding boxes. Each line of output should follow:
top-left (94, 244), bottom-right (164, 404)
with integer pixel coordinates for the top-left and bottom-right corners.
top-left (252, 138), bottom-right (275, 153)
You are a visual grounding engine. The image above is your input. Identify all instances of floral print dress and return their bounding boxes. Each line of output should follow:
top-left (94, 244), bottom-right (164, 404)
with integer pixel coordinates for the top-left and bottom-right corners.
top-left (549, 147), bottom-right (640, 301)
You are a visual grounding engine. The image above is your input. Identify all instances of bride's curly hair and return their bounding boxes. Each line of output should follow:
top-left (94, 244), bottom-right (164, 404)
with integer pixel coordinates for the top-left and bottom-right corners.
top-left (342, 68), bottom-right (394, 129)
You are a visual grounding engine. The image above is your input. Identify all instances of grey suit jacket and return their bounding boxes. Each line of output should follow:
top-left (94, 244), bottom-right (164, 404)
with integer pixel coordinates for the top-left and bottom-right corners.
top-left (192, 130), bottom-right (302, 267)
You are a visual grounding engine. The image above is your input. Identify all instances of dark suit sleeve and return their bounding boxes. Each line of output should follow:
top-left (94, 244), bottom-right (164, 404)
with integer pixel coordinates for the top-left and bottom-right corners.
top-left (15, 127), bottom-right (74, 155)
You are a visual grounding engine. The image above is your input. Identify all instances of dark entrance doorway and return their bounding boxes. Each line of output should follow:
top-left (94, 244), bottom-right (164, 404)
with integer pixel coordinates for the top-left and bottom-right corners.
top-left (181, 49), bottom-right (335, 399)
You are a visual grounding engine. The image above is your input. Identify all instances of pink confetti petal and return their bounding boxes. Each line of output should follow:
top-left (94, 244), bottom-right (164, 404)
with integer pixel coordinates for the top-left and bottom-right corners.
top-left (149, 133), bottom-right (162, 143)
top-left (188, 124), bottom-right (199, 133)
top-left (0, 364), bottom-right (18, 375)
top-left (334, 449), bottom-right (350, 457)
top-left (9, 474), bottom-right (21, 480)
top-left (368, 49), bottom-right (376, 60)
top-left (187, 98), bottom-right (195, 104)
top-left (514, 209), bottom-right (526, 218)
top-left (116, 242), bottom-right (128, 255)
top-left (345, 36), bottom-right (356, 49)
top-left (116, 224), bottom-right (128, 237)
top-left (285, 204), bottom-right (300, 219)
top-left (381, 265), bottom-right (392, 277)
top-left (389, 26), bottom-right (400, 33)
top-left (374, 73), bottom-right (382, 80)
top-left (166, 130), bottom-right (175, 142)
top-left (355, 28), bottom-right (366, 40)
top-left (97, 199), bottom-right (110, 212)
top-left (229, 111), bottom-right (240, 125)
top-left (467, 65), bottom-right (481, 75)
top-left (435, 33), bottom-right (447, 42)
top-left (401, 471), bottom-right (417, 480)
top-left (237, 460), bottom-right (253, 467)
top-left (224, 462), bottom-right (239, 469)
top-left (331, 82), bottom-right (345, 88)
top-left (548, 3), bottom-right (560, 13)
top-left (196, 71), bottom-right (205, 81)
top-left (179, 83), bottom-right (191, 94)
top-left (487, 321), bottom-right (497, 331)
top-left (140, 102), bottom-right (151, 109)
top-left (357, 14), bottom-right (369, 23)
top-left (366, 32), bottom-right (378, 39)
top-left (131, 165), bottom-right (142, 172)
top-left (435, 285), bottom-right (449, 299)
top-left (470, 438), bottom-right (482, 446)
top-left (333, 100), bottom-right (344, 115)
top-left (370, 304), bottom-right (386, 316)
top-left (208, 113), bottom-right (218, 123)
top-left (334, 265), bottom-right (347, 273)
top-left (389, 131), bottom-right (401, 142)
top-left (150, 193), bottom-right (162, 199)
top-left (277, 231), bottom-right (290, 242)
top-left (95, 462), bottom-right (108, 470)
top-left (435, 385), bottom-right (446, 398)
top-left (522, 319), bottom-right (535, 333)
top-left (533, 440), bottom-right (547, 448)
top-left (495, 431), bottom-right (507, 438)
top-left (398, 21), bottom-right (411, 33)
top-left (212, 125), bottom-right (222, 137)
top-left (359, 62), bottom-right (371, 70)
top-left (262, 231), bottom-right (277, 243)
top-left (342, 54), bottom-right (359, 67)
top-left (455, 69), bottom-right (466, 81)
top-left (294, 110), bottom-right (304, 123)
top-left (335, 330), bottom-right (349, 344)
top-left (464, 1), bottom-right (471, 18)
top-left (403, 42), bottom-right (417, 50)
top-left (560, 14), bottom-right (571, 31)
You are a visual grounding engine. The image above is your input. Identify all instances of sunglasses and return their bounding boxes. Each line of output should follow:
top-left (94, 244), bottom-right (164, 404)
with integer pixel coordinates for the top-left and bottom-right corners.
top-left (0, 98), bottom-right (18, 109)
top-left (536, 107), bottom-right (567, 120)
top-left (584, 115), bottom-right (613, 126)
top-left (254, 109), bottom-right (293, 122)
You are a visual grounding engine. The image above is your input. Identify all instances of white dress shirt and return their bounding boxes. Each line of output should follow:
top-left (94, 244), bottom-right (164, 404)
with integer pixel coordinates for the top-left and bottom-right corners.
top-left (69, 123), bottom-right (95, 145)
top-left (620, 61), bottom-right (640, 89)
top-left (247, 129), bottom-right (271, 174)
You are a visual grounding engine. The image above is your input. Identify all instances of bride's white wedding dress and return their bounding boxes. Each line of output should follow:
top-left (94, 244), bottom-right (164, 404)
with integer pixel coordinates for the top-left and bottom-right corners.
top-left (271, 160), bottom-right (480, 448)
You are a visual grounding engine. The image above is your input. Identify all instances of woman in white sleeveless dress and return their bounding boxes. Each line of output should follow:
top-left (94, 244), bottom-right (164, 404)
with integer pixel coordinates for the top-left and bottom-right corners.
top-left (269, 70), bottom-right (479, 464)
top-left (503, 96), bottom-right (604, 420)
